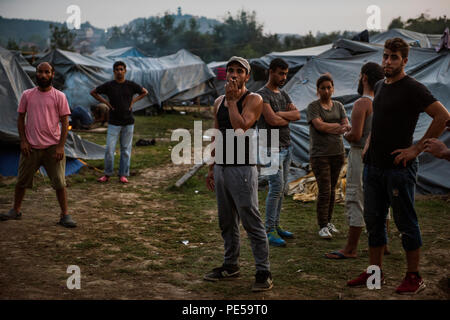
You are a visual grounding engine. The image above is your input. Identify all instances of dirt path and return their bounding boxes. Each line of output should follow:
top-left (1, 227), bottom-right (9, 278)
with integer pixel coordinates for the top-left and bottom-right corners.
top-left (0, 163), bottom-right (205, 299)
top-left (0, 164), bottom-right (449, 300)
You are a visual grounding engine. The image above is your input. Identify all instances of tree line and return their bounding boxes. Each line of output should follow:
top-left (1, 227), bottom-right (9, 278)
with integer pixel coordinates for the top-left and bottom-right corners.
top-left (6, 11), bottom-right (449, 62)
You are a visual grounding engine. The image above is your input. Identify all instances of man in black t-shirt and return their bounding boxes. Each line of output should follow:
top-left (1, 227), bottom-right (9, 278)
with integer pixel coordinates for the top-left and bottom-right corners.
top-left (90, 61), bottom-right (148, 183)
top-left (347, 38), bottom-right (450, 294)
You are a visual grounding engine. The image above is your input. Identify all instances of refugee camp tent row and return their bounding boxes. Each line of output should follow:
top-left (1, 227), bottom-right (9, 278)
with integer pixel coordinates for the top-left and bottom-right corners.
top-left (0, 46), bottom-right (105, 177)
top-left (282, 38), bottom-right (450, 194)
top-left (248, 28), bottom-right (445, 86)
top-left (35, 49), bottom-right (216, 112)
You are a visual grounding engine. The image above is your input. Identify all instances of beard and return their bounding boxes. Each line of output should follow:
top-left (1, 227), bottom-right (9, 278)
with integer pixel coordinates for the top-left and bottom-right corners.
top-left (384, 65), bottom-right (402, 78)
top-left (357, 78), bottom-right (364, 95)
top-left (36, 76), bottom-right (53, 88)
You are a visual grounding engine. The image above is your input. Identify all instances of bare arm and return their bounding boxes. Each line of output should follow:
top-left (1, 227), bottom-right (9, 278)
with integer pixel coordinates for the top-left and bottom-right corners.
top-left (344, 99), bottom-right (369, 142)
top-left (311, 118), bottom-right (347, 135)
top-left (277, 103), bottom-right (301, 121)
top-left (17, 112), bottom-right (31, 157)
top-left (362, 133), bottom-right (371, 159)
top-left (129, 88), bottom-right (149, 110)
top-left (90, 89), bottom-right (113, 110)
top-left (206, 96), bottom-right (223, 191)
top-left (262, 102), bottom-right (289, 126)
top-left (424, 138), bottom-right (450, 161)
top-left (54, 115), bottom-right (69, 161)
top-left (392, 101), bottom-right (450, 166)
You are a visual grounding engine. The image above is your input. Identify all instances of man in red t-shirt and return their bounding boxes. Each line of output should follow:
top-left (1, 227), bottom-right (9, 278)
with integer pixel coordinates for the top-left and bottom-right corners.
top-left (0, 62), bottom-right (76, 228)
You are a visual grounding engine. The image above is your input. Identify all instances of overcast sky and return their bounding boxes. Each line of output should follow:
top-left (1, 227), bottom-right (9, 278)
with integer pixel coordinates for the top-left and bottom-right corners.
top-left (1, 0), bottom-right (448, 34)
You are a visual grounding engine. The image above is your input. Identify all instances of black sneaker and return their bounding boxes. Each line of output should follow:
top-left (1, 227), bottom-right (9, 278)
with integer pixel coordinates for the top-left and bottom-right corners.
top-left (203, 264), bottom-right (240, 282)
top-left (58, 214), bottom-right (77, 228)
top-left (0, 209), bottom-right (22, 221)
top-left (252, 270), bottom-right (273, 292)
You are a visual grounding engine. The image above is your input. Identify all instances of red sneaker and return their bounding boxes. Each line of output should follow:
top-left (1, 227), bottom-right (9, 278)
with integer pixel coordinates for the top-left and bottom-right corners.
top-left (97, 175), bottom-right (110, 183)
top-left (396, 273), bottom-right (425, 295)
top-left (347, 270), bottom-right (385, 287)
top-left (119, 176), bottom-right (129, 184)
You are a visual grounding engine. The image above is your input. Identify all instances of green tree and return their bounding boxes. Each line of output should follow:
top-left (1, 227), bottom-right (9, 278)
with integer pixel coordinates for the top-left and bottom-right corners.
top-left (404, 14), bottom-right (449, 34)
top-left (388, 16), bottom-right (404, 29)
top-left (7, 38), bottom-right (20, 50)
top-left (49, 23), bottom-right (75, 51)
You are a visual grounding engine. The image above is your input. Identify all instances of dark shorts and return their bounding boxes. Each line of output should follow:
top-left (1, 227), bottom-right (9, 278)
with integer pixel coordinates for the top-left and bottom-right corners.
top-left (16, 145), bottom-right (66, 190)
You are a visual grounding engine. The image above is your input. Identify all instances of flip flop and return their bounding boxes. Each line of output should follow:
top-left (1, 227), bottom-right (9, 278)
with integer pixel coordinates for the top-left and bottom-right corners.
top-left (325, 251), bottom-right (355, 259)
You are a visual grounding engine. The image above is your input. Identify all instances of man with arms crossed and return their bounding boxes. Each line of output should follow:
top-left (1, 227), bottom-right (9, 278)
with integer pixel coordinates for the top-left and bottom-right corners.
top-left (204, 57), bottom-right (273, 292)
top-left (0, 62), bottom-right (76, 228)
top-left (257, 58), bottom-right (300, 247)
top-left (347, 38), bottom-right (450, 294)
top-left (91, 61), bottom-right (148, 184)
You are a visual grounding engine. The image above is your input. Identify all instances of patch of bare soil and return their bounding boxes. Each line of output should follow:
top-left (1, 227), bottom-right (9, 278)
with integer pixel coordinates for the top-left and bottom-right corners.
top-left (0, 163), bottom-right (200, 299)
top-left (0, 168), bottom-right (448, 300)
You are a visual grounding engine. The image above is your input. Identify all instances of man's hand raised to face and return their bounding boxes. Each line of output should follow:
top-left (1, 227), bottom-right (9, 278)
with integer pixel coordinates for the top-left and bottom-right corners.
top-left (225, 79), bottom-right (242, 103)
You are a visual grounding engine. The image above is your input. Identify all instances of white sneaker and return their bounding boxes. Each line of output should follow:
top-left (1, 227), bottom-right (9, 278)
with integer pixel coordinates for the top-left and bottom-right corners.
top-left (327, 223), bottom-right (339, 233)
top-left (319, 227), bottom-right (332, 239)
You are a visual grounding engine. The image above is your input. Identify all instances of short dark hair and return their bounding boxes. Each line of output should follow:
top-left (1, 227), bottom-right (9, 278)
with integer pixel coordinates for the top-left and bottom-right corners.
top-left (316, 73), bottom-right (334, 89)
top-left (113, 61), bottom-right (126, 70)
top-left (269, 58), bottom-right (288, 71)
top-left (384, 38), bottom-right (409, 58)
top-left (361, 62), bottom-right (384, 91)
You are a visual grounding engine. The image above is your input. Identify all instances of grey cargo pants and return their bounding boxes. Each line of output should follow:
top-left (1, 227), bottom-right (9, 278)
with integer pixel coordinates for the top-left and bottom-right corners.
top-left (214, 165), bottom-right (270, 271)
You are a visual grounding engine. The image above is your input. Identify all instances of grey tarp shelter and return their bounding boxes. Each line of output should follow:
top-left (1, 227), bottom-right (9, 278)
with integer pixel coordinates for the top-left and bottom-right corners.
top-left (282, 38), bottom-right (450, 194)
top-left (370, 28), bottom-right (442, 49)
top-left (0, 46), bottom-right (105, 176)
top-left (91, 46), bottom-right (147, 58)
top-left (36, 49), bottom-right (215, 112)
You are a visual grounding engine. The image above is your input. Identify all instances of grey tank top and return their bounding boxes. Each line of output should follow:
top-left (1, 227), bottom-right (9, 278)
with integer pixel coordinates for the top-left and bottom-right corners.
top-left (351, 95), bottom-right (373, 148)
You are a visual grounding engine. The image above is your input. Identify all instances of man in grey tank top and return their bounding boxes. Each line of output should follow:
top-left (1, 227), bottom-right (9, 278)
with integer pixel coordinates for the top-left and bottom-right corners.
top-left (325, 62), bottom-right (384, 259)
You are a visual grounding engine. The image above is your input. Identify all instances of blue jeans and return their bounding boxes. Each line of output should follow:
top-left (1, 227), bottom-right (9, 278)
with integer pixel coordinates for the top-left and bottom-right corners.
top-left (363, 160), bottom-right (422, 251)
top-left (104, 124), bottom-right (134, 177)
top-left (264, 146), bottom-right (292, 231)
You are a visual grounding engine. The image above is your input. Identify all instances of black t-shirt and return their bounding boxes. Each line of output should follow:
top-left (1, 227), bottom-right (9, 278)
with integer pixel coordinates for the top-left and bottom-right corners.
top-left (365, 75), bottom-right (437, 169)
top-left (95, 80), bottom-right (143, 126)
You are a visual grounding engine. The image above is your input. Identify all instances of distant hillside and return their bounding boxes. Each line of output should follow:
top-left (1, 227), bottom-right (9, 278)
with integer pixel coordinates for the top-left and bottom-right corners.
top-left (0, 16), bottom-right (56, 49)
top-left (0, 13), bottom-right (221, 51)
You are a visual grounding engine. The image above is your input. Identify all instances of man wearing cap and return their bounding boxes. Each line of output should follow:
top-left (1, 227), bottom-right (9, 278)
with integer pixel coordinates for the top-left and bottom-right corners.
top-left (204, 56), bottom-right (273, 292)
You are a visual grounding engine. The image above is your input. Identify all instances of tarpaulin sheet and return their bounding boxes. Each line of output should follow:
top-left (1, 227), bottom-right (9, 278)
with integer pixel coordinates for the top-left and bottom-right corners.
top-left (36, 49), bottom-right (215, 111)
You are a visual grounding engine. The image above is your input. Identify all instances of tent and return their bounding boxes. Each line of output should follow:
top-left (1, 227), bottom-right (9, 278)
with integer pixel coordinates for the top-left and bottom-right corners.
top-left (0, 46), bottom-right (105, 177)
top-left (36, 49), bottom-right (216, 111)
top-left (369, 28), bottom-right (442, 49)
top-left (282, 35), bottom-right (450, 194)
top-left (91, 46), bottom-right (147, 58)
